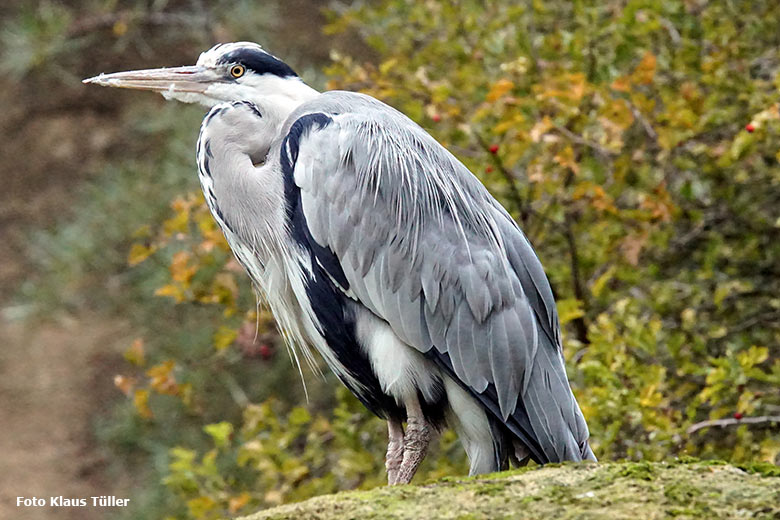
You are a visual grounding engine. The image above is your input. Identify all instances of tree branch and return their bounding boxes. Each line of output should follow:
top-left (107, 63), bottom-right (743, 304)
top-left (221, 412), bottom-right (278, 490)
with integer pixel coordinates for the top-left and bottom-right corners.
top-left (563, 209), bottom-right (590, 345)
top-left (687, 415), bottom-right (780, 435)
top-left (552, 124), bottom-right (616, 158)
top-left (475, 133), bottom-right (529, 224)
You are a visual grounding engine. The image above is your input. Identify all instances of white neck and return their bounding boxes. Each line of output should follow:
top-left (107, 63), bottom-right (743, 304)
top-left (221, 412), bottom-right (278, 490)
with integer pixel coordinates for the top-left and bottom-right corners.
top-left (205, 75), bottom-right (320, 134)
top-left (199, 135), bottom-right (285, 256)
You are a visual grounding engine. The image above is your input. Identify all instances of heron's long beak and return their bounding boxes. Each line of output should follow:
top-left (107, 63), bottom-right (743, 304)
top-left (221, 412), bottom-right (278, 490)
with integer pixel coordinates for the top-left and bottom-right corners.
top-left (83, 65), bottom-right (221, 94)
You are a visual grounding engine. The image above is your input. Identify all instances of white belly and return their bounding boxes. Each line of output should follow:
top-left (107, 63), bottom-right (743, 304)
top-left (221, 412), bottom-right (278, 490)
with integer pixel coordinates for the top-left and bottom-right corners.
top-left (354, 307), bottom-right (441, 404)
top-left (353, 307), bottom-right (495, 474)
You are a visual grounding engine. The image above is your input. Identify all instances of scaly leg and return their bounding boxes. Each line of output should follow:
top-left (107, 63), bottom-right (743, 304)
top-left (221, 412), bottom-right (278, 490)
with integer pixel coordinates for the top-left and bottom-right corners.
top-left (395, 394), bottom-right (431, 485)
top-left (385, 419), bottom-right (405, 485)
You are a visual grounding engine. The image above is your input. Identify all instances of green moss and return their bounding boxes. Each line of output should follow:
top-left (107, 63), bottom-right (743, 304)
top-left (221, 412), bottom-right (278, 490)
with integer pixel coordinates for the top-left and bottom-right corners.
top-left (666, 507), bottom-right (703, 517)
top-left (664, 481), bottom-right (703, 504)
top-left (238, 462), bottom-right (780, 520)
top-left (737, 461), bottom-right (780, 477)
top-left (617, 461), bottom-right (656, 481)
top-left (473, 481), bottom-right (510, 496)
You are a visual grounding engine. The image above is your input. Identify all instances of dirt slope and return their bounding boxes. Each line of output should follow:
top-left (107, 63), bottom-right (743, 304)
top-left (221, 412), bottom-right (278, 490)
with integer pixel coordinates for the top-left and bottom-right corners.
top-left (0, 318), bottom-right (129, 520)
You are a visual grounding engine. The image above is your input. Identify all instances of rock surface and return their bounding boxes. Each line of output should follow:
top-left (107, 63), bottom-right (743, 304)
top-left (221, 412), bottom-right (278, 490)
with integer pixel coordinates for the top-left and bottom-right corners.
top-left (239, 461), bottom-right (780, 520)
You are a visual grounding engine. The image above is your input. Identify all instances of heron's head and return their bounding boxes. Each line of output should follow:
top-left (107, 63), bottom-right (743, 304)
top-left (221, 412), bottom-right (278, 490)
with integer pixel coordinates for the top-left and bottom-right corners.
top-left (84, 42), bottom-right (318, 120)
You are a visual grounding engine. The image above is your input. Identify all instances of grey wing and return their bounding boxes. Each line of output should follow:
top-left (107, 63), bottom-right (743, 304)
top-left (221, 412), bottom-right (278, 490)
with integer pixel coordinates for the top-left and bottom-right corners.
top-left (282, 99), bottom-right (592, 463)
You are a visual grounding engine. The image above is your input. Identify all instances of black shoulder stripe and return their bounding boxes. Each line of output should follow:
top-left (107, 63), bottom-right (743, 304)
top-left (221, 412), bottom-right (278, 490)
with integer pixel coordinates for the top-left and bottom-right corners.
top-left (281, 112), bottom-right (334, 176)
top-left (279, 113), bottom-right (411, 422)
top-left (280, 113), bottom-right (350, 290)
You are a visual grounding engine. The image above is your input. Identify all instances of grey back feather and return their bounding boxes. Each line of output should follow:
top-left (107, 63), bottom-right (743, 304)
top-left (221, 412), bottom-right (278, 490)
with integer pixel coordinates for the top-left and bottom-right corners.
top-left (284, 91), bottom-right (593, 462)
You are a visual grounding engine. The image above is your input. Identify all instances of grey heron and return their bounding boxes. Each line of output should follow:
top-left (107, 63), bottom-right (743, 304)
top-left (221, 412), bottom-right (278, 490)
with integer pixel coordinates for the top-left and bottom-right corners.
top-left (84, 42), bottom-right (596, 484)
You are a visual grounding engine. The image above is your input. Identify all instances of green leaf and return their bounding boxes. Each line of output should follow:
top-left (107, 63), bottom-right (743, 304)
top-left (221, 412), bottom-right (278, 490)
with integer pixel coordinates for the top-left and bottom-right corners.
top-left (204, 422), bottom-right (234, 449)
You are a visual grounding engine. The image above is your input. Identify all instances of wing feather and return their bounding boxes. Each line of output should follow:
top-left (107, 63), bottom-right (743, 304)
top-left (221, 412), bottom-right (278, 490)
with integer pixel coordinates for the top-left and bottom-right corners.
top-left (282, 93), bottom-right (592, 463)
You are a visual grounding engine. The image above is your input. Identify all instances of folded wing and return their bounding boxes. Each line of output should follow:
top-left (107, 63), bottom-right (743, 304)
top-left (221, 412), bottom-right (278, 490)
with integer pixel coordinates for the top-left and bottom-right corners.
top-left (280, 95), bottom-right (592, 463)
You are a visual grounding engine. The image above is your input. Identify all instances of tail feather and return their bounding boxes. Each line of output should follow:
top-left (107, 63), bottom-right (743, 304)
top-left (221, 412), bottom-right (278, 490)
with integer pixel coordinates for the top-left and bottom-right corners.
top-left (474, 347), bottom-right (594, 464)
top-left (511, 339), bottom-right (594, 462)
top-left (428, 339), bottom-right (595, 467)
top-left (516, 342), bottom-right (593, 462)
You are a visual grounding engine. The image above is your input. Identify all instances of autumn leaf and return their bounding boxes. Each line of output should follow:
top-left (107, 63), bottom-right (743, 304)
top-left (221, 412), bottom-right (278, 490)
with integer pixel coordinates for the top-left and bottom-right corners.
top-left (535, 73), bottom-right (587, 102)
top-left (633, 51), bottom-right (656, 84)
top-left (147, 360), bottom-right (179, 396)
top-left (133, 389), bottom-right (153, 419)
top-left (128, 243), bottom-right (155, 266)
top-left (213, 326), bottom-right (238, 351)
top-left (556, 298), bottom-right (585, 325)
top-left (170, 251), bottom-right (197, 284)
top-left (486, 78), bottom-right (514, 102)
top-left (611, 75), bottom-right (631, 92)
top-left (379, 58), bottom-right (397, 75)
top-left (590, 266), bottom-right (617, 298)
top-left (492, 113), bottom-right (525, 135)
top-left (639, 184), bottom-right (676, 222)
top-left (187, 496), bottom-right (217, 518)
top-left (155, 283), bottom-right (186, 302)
top-left (600, 98), bottom-right (635, 131)
top-left (124, 337), bottom-right (146, 366)
top-left (228, 493), bottom-right (251, 514)
top-left (553, 145), bottom-right (580, 175)
top-left (163, 207), bottom-right (190, 235)
top-left (131, 224), bottom-right (152, 239)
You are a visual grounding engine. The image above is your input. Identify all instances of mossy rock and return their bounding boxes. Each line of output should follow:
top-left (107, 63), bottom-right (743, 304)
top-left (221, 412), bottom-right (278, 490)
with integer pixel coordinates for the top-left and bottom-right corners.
top-left (238, 461), bottom-right (780, 520)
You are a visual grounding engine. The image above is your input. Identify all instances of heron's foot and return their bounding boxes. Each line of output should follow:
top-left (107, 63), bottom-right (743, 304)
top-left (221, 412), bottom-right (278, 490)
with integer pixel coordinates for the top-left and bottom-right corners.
top-left (394, 415), bottom-right (430, 485)
top-left (385, 420), bottom-right (405, 485)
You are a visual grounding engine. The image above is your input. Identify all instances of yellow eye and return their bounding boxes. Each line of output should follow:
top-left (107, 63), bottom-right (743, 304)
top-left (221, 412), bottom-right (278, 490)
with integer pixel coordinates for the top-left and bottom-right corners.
top-left (230, 64), bottom-right (245, 78)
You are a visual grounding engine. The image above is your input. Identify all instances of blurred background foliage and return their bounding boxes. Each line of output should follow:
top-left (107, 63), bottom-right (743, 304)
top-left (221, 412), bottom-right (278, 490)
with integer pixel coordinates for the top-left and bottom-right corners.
top-left (2, 0), bottom-right (778, 519)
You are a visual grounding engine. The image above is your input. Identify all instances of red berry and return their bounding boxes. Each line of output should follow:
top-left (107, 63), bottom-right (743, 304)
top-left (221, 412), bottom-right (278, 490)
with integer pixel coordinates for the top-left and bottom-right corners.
top-left (733, 412), bottom-right (743, 420)
top-left (259, 344), bottom-right (272, 360)
top-left (485, 166), bottom-right (494, 173)
top-left (745, 124), bottom-right (755, 133)
top-left (432, 113), bottom-right (441, 122)
top-left (489, 144), bottom-right (499, 154)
